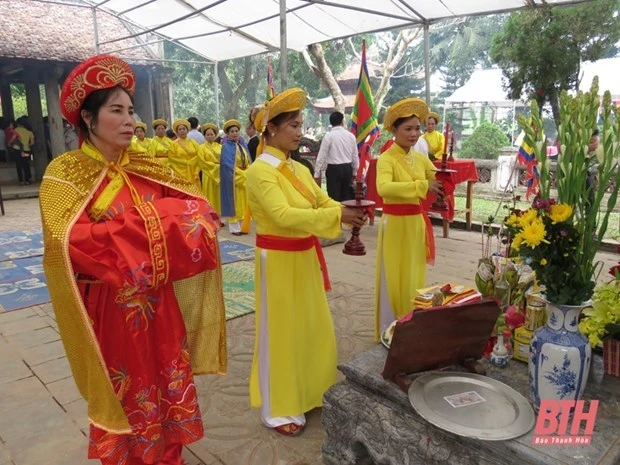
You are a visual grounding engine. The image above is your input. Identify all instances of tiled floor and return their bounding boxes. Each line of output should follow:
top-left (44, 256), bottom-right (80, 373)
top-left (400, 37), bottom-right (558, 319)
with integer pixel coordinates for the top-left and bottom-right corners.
top-left (0, 197), bottom-right (617, 465)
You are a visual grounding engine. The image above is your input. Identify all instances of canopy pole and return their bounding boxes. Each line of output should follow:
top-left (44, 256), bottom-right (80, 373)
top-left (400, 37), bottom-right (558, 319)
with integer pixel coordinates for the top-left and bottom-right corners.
top-left (280, 0), bottom-right (287, 89)
top-left (214, 62), bottom-right (220, 127)
top-left (93, 7), bottom-right (100, 54)
top-left (424, 21), bottom-right (430, 105)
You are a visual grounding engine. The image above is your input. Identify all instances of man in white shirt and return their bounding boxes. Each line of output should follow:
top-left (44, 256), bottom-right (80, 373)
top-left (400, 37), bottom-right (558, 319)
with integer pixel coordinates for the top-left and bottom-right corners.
top-left (314, 112), bottom-right (359, 201)
top-left (187, 116), bottom-right (206, 144)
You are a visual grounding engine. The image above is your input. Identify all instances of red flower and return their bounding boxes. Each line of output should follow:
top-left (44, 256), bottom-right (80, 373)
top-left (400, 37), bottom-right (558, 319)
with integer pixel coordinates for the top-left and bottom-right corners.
top-left (610, 264), bottom-right (620, 279)
top-left (505, 305), bottom-right (525, 330)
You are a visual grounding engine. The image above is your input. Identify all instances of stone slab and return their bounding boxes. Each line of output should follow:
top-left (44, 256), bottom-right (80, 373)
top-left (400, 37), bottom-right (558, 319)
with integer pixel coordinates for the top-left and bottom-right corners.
top-left (21, 339), bottom-right (66, 366)
top-left (0, 376), bottom-right (49, 415)
top-left (0, 315), bottom-right (49, 336)
top-left (0, 360), bottom-right (32, 385)
top-left (4, 326), bottom-right (60, 351)
top-left (30, 356), bottom-right (71, 384)
top-left (46, 376), bottom-right (81, 406)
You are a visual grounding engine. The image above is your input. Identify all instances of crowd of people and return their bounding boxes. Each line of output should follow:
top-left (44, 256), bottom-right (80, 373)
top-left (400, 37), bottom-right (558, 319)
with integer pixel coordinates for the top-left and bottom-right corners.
top-left (40, 54), bottom-right (442, 465)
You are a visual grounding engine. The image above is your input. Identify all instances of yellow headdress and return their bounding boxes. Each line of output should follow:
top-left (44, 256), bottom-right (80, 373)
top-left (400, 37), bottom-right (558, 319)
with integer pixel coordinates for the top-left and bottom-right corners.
top-left (253, 88), bottom-right (307, 133)
top-left (173, 119), bottom-right (190, 133)
top-left (427, 111), bottom-right (440, 123)
top-left (383, 98), bottom-right (429, 132)
top-left (201, 123), bottom-right (218, 134)
top-left (223, 119), bottom-right (242, 133)
top-left (134, 121), bottom-right (147, 132)
top-left (152, 118), bottom-right (168, 130)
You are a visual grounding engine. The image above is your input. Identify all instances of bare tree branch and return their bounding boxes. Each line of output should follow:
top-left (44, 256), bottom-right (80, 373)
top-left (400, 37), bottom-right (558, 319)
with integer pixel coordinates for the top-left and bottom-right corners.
top-left (301, 49), bottom-right (319, 76)
top-left (374, 28), bottom-right (422, 112)
top-left (307, 43), bottom-right (346, 113)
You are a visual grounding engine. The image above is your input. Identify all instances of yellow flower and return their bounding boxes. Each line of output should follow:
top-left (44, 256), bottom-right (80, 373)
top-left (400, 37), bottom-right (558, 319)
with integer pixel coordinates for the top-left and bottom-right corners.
top-left (511, 233), bottom-right (524, 250)
top-left (549, 203), bottom-right (573, 224)
top-left (540, 258), bottom-right (548, 265)
top-left (507, 213), bottom-right (520, 227)
top-left (521, 220), bottom-right (550, 248)
top-left (518, 208), bottom-right (539, 228)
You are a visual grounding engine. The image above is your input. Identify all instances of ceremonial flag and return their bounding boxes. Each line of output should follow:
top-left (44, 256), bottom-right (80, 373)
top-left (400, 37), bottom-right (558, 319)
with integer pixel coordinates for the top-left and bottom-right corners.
top-left (517, 138), bottom-right (540, 200)
top-left (266, 56), bottom-right (276, 99)
top-left (350, 40), bottom-right (380, 181)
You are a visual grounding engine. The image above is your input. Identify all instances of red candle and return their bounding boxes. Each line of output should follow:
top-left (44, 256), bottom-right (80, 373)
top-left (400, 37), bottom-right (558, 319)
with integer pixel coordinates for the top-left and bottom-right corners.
top-left (443, 122), bottom-right (450, 154)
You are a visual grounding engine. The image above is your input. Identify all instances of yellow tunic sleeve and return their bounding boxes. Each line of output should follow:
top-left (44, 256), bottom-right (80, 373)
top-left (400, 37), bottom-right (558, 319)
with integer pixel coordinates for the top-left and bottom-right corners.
top-left (246, 161), bottom-right (342, 238)
top-left (376, 155), bottom-right (429, 201)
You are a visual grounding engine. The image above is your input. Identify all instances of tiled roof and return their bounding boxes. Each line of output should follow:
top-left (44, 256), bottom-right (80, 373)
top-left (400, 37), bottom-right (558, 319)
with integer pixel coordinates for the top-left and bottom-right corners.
top-left (0, 0), bottom-right (157, 64)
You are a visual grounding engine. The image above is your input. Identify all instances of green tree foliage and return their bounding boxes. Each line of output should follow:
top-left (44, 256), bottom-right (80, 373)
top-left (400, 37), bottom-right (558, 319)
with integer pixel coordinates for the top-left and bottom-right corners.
top-left (490, 0), bottom-right (619, 127)
top-left (459, 121), bottom-right (509, 160)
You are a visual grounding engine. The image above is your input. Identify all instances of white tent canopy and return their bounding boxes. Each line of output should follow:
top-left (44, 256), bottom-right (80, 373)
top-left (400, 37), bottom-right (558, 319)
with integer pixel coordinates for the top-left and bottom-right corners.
top-left (68, 0), bottom-right (586, 63)
top-left (446, 58), bottom-right (620, 107)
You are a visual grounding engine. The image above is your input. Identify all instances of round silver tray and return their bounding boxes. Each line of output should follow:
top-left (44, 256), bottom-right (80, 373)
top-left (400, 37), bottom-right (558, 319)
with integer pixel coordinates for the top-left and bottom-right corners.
top-left (408, 371), bottom-right (534, 441)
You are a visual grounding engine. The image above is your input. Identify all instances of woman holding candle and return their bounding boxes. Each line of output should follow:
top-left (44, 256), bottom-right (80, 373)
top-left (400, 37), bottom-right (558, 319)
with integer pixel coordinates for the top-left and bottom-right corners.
top-left (245, 88), bottom-right (366, 436)
top-left (421, 111), bottom-right (445, 160)
top-left (375, 98), bottom-right (444, 339)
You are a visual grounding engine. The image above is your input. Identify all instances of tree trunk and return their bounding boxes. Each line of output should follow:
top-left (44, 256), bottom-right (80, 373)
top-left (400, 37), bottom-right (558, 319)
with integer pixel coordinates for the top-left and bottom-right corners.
top-left (306, 44), bottom-right (346, 113)
top-left (548, 89), bottom-right (561, 130)
top-left (373, 29), bottom-right (421, 112)
top-left (217, 57), bottom-right (255, 120)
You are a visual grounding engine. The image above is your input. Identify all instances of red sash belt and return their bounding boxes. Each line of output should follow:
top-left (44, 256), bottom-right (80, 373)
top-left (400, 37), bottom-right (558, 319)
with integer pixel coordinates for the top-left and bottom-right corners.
top-left (256, 234), bottom-right (331, 291)
top-left (382, 203), bottom-right (435, 265)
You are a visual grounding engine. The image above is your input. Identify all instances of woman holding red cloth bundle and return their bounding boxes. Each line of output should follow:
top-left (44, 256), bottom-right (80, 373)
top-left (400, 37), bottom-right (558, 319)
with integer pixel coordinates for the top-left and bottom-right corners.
top-left (245, 88), bottom-right (366, 436)
top-left (374, 98), bottom-right (444, 340)
top-left (40, 55), bottom-right (227, 465)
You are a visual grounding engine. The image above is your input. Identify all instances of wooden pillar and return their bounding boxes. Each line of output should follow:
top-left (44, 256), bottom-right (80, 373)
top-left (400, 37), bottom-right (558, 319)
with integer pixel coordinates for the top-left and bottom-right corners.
top-left (24, 66), bottom-right (47, 181)
top-left (152, 67), bottom-right (172, 126)
top-left (44, 66), bottom-right (66, 158)
top-left (134, 69), bottom-right (155, 136)
top-left (0, 76), bottom-right (14, 120)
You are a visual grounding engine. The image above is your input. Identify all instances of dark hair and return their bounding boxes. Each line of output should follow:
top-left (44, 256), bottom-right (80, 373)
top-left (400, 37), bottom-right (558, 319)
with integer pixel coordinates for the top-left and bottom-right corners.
top-left (203, 128), bottom-right (217, 137)
top-left (16, 116), bottom-right (33, 131)
top-left (188, 117), bottom-right (199, 129)
top-left (392, 115), bottom-right (419, 130)
top-left (592, 129), bottom-right (599, 137)
top-left (78, 85), bottom-right (133, 138)
top-left (427, 116), bottom-right (438, 124)
top-left (329, 111), bottom-right (344, 126)
top-left (166, 129), bottom-right (175, 138)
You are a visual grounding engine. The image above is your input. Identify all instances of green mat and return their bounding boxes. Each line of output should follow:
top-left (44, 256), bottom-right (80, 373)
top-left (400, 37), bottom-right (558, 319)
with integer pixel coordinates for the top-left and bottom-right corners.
top-left (223, 260), bottom-right (255, 320)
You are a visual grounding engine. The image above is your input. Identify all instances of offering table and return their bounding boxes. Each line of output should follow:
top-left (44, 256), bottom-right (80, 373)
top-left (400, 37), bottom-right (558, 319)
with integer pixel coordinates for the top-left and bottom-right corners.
top-left (322, 346), bottom-right (619, 465)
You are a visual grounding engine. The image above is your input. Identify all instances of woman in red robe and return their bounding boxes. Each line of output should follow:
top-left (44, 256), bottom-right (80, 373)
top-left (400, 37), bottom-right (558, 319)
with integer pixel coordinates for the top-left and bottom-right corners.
top-left (40, 55), bottom-right (227, 465)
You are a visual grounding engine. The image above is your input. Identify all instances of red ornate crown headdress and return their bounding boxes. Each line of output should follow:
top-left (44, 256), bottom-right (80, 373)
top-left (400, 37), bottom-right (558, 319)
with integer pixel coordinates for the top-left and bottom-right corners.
top-left (60, 55), bottom-right (136, 126)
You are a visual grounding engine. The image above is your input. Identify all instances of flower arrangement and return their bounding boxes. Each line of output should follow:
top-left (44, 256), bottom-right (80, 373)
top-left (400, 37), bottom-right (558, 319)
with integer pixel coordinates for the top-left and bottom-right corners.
top-left (505, 78), bottom-right (620, 306)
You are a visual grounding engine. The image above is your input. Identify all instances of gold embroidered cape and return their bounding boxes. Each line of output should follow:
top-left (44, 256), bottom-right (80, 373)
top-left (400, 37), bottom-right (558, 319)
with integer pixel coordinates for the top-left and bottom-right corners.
top-left (40, 146), bottom-right (227, 433)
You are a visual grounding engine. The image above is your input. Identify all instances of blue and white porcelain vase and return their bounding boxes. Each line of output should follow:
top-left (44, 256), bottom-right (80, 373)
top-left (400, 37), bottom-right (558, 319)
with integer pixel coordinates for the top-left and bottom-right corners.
top-left (529, 302), bottom-right (591, 411)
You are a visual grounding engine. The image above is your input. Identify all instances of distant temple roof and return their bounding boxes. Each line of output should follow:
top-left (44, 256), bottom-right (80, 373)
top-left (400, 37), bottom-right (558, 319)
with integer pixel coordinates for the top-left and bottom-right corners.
top-left (0, 0), bottom-right (157, 64)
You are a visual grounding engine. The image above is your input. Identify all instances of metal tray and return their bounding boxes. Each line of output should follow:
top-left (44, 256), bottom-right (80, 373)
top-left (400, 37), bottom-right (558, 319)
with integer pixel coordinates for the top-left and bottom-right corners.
top-left (408, 371), bottom-right (534, 441)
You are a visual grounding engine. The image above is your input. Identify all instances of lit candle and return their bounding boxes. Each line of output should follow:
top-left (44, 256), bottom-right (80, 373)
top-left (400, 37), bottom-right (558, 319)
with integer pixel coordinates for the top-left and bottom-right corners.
top-left (443, 122), bottom-right (450, 154)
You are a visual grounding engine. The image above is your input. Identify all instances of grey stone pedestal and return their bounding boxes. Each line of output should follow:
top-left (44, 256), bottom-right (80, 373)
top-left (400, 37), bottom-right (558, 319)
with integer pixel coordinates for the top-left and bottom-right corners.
top-left (322, 346), bottom-right (619, 465)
